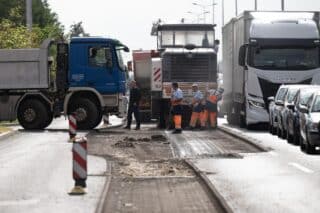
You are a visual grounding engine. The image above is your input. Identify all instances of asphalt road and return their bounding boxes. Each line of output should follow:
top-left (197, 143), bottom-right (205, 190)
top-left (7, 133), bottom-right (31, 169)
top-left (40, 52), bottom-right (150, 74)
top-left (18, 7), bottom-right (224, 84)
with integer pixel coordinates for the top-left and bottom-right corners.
top-left (190, 118), bottom-right (320, 213)
top-left (0, 118), bottom-right (107, 213)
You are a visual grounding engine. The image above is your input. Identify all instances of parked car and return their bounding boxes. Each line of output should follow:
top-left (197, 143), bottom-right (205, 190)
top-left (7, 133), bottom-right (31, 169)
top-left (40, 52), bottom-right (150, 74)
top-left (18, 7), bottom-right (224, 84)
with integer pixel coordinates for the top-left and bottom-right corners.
top-left (287, 86), bottom-right (320, 144)
top-left (299, 91), bottom-right (320, 154)
top-left (277, 85), bottom-right (303, 139)
top-left (268, 85), bottom-right (289, 135)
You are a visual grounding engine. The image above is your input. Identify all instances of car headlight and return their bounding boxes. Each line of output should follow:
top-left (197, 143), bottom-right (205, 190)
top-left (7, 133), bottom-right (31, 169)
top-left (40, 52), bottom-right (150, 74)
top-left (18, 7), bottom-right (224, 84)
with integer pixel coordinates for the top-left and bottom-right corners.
top-left (309, 122), bottom-right (319, 132)
top-left (248, 100), bottom-right (265, 109)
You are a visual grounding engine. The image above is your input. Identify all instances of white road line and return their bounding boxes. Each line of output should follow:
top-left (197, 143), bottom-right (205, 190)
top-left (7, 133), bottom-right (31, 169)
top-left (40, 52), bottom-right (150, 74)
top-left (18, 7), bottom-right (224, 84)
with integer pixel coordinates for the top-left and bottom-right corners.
top-left (0, 199), bottom-right (39, 206)
top-left (288, 162), bottom-right (314, 174)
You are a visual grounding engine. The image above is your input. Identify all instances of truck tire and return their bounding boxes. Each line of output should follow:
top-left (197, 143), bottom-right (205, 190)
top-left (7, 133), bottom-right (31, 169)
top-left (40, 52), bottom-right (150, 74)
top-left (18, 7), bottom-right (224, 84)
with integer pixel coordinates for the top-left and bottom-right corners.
top-left (17, 99), bottom-right (50, 130)
top-left (43, 114), bottom-right (53, 129)
top-left (68, 98), bottom-right (101, 130)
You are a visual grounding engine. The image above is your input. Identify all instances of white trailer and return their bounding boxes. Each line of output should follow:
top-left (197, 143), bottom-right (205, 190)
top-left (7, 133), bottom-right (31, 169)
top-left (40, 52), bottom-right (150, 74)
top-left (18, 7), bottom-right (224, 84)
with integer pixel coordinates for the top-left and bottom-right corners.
top-left (222, 11), bottom-right (320, 128)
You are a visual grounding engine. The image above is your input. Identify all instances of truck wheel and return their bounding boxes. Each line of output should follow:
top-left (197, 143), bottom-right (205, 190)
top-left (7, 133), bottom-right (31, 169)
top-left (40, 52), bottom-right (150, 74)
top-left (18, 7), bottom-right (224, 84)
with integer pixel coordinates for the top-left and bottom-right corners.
top-left (17, 99), bottom-right (50, 130)
top-left (43, 114), bottom-right (53, 129)
top-left (69, 98), bottom-right (101, 130)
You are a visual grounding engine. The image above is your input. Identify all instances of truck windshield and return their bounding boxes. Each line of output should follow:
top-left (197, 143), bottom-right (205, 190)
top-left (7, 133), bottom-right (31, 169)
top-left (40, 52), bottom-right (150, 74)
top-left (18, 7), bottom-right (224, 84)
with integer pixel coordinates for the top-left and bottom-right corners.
top-left (251, 47), bottom-right (319, 70)
top-left (161, 30), bottom-right (214, 47)
top-left (116, 48), bottom-right (126, 71)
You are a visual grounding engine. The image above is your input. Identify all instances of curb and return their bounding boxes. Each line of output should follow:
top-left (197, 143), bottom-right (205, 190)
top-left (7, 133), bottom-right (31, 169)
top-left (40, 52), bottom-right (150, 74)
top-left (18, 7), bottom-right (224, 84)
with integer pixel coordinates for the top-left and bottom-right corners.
top-left (184, 159), bottom-right (233, 213)
top-left (0, 129), bottom-right (18, 141)
top-left (218, 125), bottom-right (270, 152)
top-left (95, 161), bottom-right (112, 213)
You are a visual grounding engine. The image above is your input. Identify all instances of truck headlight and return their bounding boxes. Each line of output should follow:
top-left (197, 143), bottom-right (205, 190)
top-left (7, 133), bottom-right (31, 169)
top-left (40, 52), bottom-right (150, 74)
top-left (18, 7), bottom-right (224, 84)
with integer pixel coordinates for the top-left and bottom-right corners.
top-left (248, 100), bottom-right (265, 109)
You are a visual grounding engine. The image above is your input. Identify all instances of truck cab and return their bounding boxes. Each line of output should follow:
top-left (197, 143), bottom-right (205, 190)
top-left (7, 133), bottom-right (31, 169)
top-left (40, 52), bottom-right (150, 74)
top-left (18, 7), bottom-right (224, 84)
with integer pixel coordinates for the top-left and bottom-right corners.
top-left (68, 37), bottom-right (127, 94)
top-left (151, 24), bottom-right (219, 128)
top-left (223, 11), bottom-right (320, 127)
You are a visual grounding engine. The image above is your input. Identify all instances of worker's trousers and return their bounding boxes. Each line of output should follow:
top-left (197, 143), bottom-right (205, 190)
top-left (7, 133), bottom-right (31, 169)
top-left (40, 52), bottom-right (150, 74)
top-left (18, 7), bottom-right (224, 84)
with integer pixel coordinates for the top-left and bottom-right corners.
top-left (190, 111), bottom-right (206, 128)
top-left (204, 110), bottom-right (217, 128)
top-left (172, 105), bottom-right (182, 130)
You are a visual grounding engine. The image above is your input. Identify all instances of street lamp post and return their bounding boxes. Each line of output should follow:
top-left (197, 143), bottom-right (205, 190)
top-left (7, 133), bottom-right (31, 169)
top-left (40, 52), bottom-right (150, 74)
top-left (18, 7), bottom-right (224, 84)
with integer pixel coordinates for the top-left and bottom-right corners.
top-left (193, 1), bottom-right (217, 25)
top-left (222, 0), bottom-right (225, 26)
top-left (188, 11), bottom-right (209, 23)
top-left (281, 0), bottom-right (285, 11)
top-left (212, 0), bottom-right (215, 25)
top-left (26, 0), bottom-right (32, 31)
top-left (255, 0), bottom-right (258, 10)
top-left (235, 0), bottom-right (238, 16)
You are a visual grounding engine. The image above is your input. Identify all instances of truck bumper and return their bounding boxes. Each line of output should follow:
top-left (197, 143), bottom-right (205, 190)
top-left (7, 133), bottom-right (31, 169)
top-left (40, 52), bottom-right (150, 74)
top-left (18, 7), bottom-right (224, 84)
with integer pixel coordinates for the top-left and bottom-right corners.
top-left (246, 106), bottom-right (269, 125)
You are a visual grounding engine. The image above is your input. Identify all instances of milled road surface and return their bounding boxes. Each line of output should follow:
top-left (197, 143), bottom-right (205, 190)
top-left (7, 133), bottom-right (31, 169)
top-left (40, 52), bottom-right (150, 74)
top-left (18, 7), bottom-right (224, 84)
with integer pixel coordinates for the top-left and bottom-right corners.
top-left (88, 125), bottom-right (226, 213)
top-left (0, 118), bottom-right (107, 213)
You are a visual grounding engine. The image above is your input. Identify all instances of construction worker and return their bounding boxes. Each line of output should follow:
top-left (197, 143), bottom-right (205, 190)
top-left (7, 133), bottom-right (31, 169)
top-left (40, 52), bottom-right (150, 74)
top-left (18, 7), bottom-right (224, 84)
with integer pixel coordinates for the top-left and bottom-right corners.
top-left (171, 82), bottom-right (183, 134)
top-left (204, 83), bottom-right (219, 129)
top-left (189, 84), bottom-right (206, 130)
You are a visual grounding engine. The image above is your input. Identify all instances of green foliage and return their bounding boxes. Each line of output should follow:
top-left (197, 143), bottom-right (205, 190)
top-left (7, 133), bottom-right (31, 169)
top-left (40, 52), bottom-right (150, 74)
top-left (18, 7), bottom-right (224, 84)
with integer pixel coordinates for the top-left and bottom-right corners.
top-left (0, 0), bottom-right (64, 49)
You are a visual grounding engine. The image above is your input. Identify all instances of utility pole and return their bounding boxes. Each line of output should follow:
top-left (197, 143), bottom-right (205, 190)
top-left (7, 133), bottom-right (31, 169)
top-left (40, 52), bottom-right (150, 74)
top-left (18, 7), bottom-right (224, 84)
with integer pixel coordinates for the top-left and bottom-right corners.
top-left (281, 0), bottom-right (285, 11)
top-left (255, 0), bottom-right (258, 10)
top-left (235, 0), bottom-right (238, 16)
top-left (222, 0), bottom-right (225, 26)
top-left (26, 0), bottom-right (32, 31)
top-left (212, 0), bottom-right (215, 25)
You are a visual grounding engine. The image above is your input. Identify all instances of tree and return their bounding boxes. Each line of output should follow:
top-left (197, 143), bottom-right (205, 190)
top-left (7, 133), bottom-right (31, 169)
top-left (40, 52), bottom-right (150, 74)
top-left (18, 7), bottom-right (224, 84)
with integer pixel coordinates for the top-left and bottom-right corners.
top-left (69, 22), bottom-right (89, 38)
top-left (0, 0), bottom-right (64, 48)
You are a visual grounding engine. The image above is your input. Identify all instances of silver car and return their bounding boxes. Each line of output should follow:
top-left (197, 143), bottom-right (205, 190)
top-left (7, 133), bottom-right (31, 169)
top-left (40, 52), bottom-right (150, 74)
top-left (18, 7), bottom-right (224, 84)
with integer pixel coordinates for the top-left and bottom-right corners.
top-left (299, 91), bottom-right (320, 154)
top-left (268, 85), bottom-right (289, 135)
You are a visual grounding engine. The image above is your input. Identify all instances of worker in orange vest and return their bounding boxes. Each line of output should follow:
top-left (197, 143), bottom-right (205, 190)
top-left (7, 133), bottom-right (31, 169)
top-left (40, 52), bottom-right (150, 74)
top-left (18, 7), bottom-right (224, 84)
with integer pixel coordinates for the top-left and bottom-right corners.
top-left (204, 83), bottom-right (219, 129)
top-left (171, 82), bottom-right (183, 134)
top-left (189, 84), bottom-right (206, 130)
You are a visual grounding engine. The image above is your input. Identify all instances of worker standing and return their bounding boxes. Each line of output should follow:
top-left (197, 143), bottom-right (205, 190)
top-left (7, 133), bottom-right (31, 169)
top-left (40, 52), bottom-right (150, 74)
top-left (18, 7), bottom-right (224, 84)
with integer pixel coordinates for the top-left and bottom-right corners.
top-left (189, 84), bottom-right (206, 130)
top-left (205, 83), bottom-right (219, 129)
top-left (171, 82), bottom-right (183, 134)
top-left (124, 80), bottom-right (141, 130)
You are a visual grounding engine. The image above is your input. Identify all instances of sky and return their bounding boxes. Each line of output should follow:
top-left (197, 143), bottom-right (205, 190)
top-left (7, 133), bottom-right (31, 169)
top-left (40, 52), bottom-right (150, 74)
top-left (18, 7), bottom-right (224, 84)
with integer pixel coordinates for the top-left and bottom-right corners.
top-left (47, 0), bottom-right (320, 51)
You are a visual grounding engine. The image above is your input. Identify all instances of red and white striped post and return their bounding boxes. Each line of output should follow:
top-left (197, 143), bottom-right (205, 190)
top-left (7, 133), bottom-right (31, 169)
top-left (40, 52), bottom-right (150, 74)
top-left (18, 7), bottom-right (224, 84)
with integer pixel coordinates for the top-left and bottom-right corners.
top-left (68, 113), bottom-right (77, 142)
top-left (69, 137), bottom-right (87, 195)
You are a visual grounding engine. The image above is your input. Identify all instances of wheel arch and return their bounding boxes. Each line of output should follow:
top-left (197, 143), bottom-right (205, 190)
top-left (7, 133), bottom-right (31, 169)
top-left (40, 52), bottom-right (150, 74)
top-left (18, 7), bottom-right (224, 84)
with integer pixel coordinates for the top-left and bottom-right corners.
top-left (64, 87), bottom-right (104, 115)
top-left (15, 93), bottom-right (52, 117)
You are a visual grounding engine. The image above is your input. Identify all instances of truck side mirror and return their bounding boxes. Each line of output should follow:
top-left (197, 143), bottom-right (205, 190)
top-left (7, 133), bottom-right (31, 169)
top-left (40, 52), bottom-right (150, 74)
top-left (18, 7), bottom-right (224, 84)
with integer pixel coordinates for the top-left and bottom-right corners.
top-left (238, 45), bottom-right (247, 67)
top-left (123, 46), bottom-right (130, 52)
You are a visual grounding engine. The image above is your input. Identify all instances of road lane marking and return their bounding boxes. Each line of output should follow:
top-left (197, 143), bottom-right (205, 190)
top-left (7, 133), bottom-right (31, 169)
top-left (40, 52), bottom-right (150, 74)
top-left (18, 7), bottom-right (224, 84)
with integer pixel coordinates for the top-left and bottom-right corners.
top-left (0, 199), bottom-right (39, 206)
top-left (288, 162), bottom-right (314, 174)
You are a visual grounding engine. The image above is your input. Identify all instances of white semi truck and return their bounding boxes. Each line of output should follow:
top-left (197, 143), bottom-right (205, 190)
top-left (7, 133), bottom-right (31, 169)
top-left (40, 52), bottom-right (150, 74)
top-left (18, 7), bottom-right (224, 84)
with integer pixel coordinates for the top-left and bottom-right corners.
top-left (222, 11), bottom-right (320, 128)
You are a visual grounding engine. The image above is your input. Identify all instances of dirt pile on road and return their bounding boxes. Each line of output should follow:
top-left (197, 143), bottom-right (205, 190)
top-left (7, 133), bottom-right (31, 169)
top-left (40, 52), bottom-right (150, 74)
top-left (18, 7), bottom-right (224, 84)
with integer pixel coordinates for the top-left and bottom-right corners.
top-left (88, 127), bottom-right (194, 177)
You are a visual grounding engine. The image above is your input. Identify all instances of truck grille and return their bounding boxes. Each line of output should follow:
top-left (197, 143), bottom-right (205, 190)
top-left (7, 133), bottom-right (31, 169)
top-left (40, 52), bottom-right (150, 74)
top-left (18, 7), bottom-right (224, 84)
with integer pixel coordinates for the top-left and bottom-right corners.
top-left (162, 53), bottom-right (216, 82)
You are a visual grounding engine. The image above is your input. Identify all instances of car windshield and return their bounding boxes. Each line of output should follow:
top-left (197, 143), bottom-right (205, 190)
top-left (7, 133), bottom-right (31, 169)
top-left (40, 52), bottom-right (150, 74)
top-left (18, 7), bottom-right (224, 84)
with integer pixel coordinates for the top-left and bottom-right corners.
top-left (300, 91), bottom-right (315, 105)
top-left (312, 95), bottom-right (320, 112)
top-left (287, 89), bottom-right (298, 103)
top-left (251, 47), bottom-right (320, 70)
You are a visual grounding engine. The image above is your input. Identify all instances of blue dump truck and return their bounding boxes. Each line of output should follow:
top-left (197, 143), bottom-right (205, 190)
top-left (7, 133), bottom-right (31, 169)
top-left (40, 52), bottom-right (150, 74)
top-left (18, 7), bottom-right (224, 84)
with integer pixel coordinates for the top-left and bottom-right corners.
top-left (0, 37), bottom-right (129, 130)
